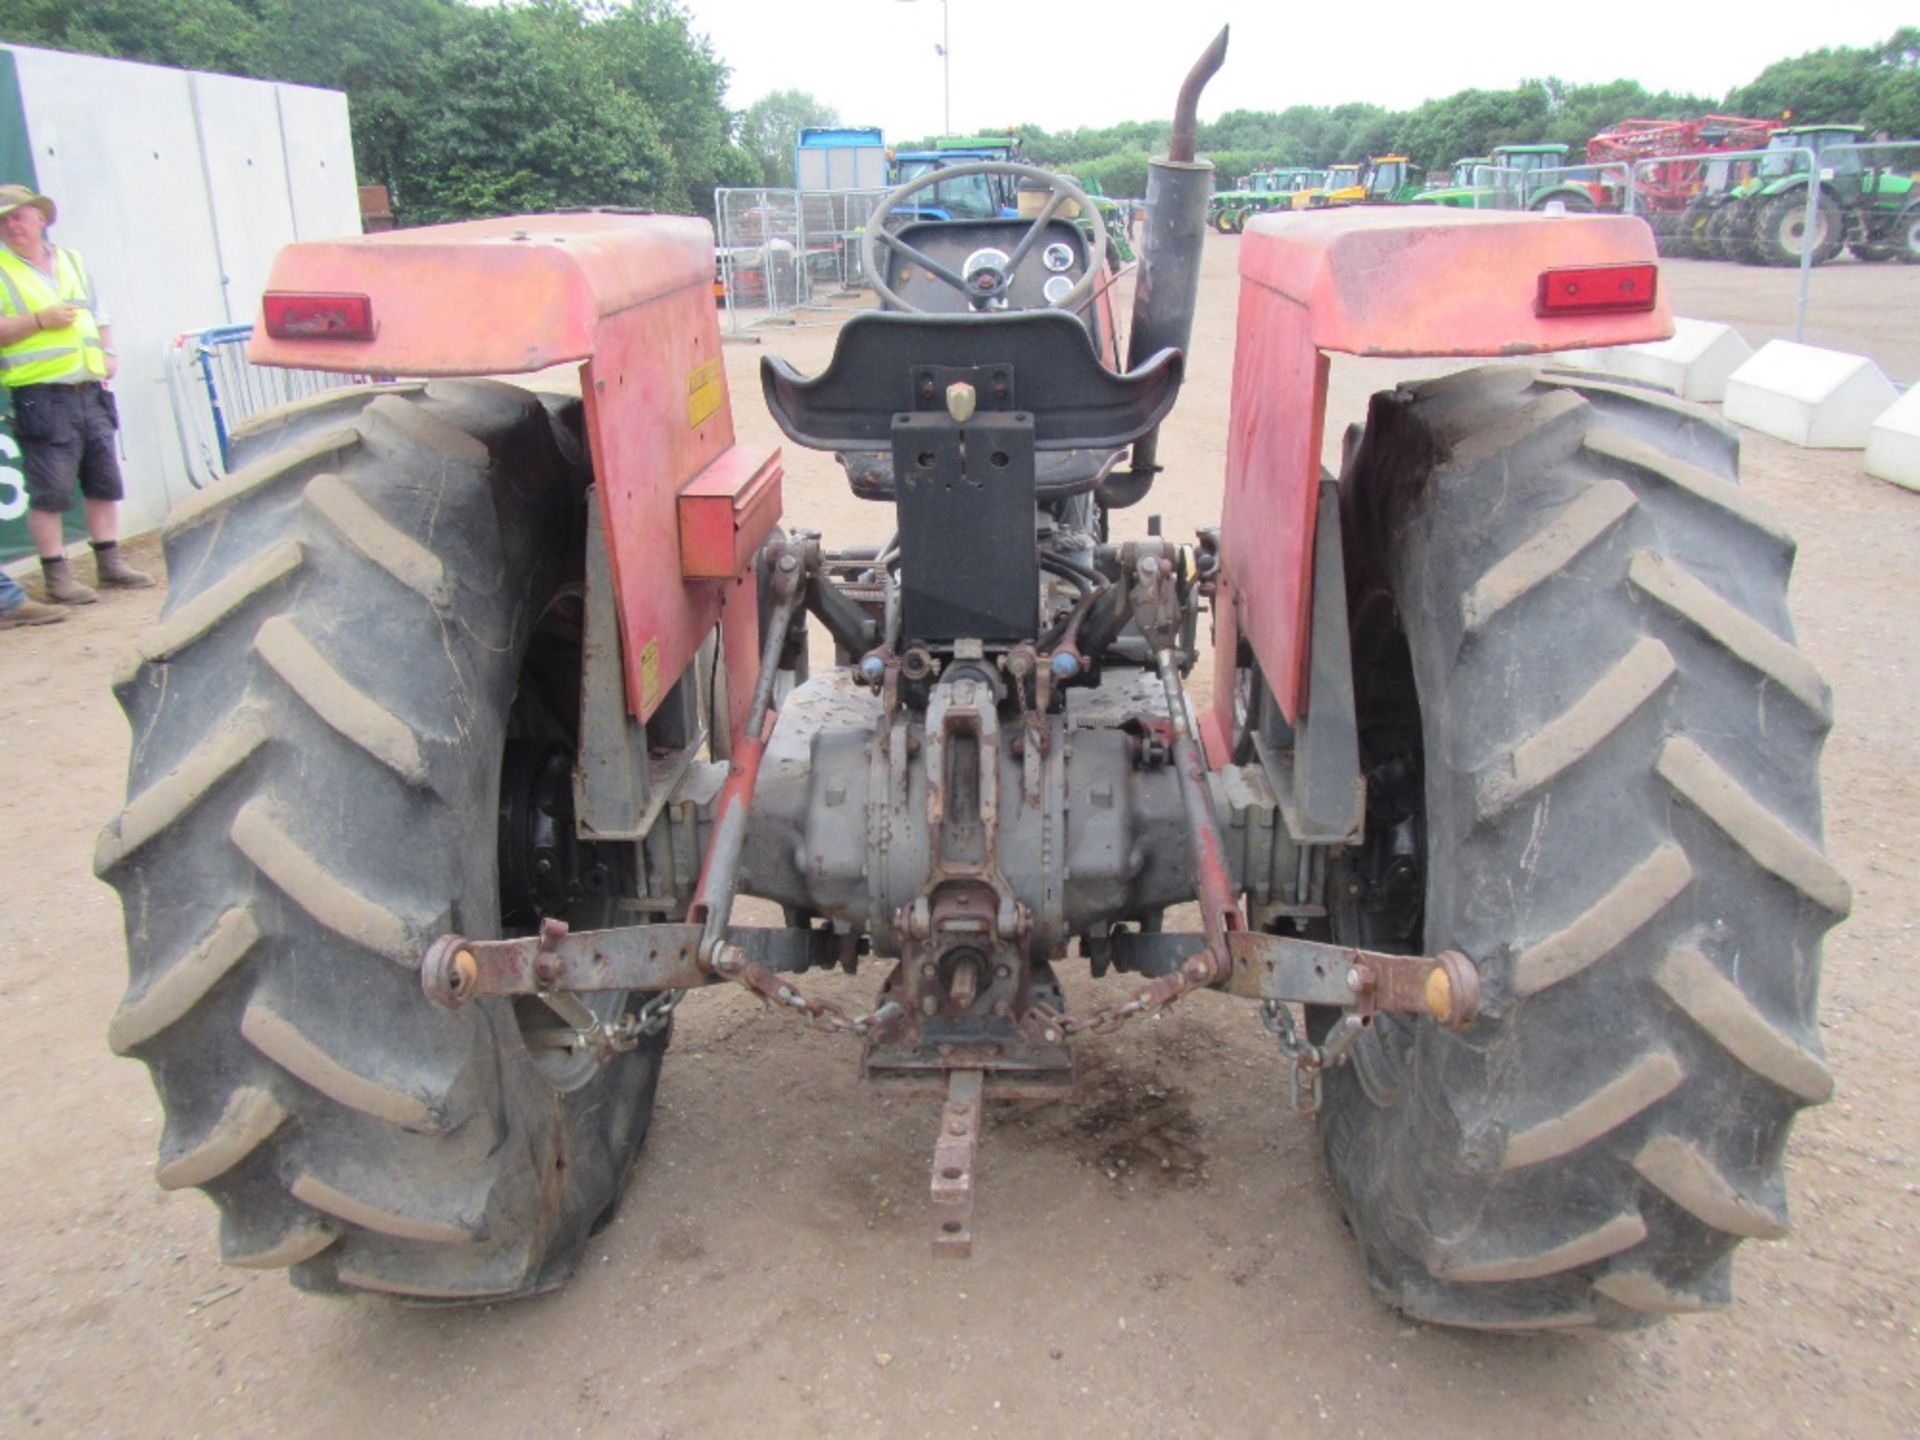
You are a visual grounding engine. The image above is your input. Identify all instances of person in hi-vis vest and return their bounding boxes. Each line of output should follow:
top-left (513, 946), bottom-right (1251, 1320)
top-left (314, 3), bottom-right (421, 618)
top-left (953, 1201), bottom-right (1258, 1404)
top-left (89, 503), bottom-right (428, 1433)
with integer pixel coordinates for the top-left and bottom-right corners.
top-left (0, 183), bottom-right (153, 605)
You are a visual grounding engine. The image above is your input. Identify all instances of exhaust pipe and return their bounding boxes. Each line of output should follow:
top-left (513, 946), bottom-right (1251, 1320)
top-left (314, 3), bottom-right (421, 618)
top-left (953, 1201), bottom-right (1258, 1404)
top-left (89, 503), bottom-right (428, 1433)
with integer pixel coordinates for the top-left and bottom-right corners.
top-left (1102, 25), bottom-right (1228, 511)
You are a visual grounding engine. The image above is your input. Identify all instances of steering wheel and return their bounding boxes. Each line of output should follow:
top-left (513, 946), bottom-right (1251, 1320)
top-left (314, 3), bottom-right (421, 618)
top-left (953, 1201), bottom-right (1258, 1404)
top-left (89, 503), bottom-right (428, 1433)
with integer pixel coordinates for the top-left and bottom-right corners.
top-left (862, 160), bottom-right (1108, 314)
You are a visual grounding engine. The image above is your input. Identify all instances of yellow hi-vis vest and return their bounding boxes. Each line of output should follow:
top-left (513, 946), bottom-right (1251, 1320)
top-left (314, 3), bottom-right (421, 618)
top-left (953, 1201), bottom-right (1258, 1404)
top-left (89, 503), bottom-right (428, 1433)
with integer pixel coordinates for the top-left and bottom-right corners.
top-left (0, 245), bottom-right (107, 387)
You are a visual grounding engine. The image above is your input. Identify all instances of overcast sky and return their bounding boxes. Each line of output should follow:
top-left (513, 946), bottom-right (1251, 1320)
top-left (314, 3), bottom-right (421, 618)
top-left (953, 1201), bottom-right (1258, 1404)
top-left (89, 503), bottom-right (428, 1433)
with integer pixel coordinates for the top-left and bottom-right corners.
top-left (676, 0), bottom-right (1914, 139)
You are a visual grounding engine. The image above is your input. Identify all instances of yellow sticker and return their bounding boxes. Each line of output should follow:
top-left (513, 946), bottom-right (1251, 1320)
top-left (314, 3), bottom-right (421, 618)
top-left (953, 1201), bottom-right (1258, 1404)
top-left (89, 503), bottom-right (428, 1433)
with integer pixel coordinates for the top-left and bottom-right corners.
top-left (639, 636), bottom-right (661, 711)
top-left (687, 358), bottom-right (724, 429)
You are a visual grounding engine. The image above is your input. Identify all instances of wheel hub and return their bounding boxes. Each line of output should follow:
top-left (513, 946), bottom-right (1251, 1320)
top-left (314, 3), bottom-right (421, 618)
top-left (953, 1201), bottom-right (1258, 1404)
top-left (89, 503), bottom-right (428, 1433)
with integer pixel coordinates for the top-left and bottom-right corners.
top-left (498, 739), bottom-right (608, 931)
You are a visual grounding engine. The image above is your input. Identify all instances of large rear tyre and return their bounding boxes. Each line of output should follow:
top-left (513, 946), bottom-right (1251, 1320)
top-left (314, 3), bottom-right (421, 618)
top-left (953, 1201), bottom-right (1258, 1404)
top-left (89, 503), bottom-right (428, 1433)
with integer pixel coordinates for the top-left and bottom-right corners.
top-left (1676, 199), bottom-right (1717, 260)
top-left (1704, 203), bottom-right (1746, 262)
top-left (1896, 202), bottom-right (1920, 263)
top-left (1530, 190), bottom-right (1595, 214)
top-left (100, 380), bottom-right (667, 1299)
top-left (1757, 190), bottom-right (1843, 266)
top-left (1650, 212), bottom-right (1682, 257)
top-left (1324, 367), bottom-right (1846, 1331)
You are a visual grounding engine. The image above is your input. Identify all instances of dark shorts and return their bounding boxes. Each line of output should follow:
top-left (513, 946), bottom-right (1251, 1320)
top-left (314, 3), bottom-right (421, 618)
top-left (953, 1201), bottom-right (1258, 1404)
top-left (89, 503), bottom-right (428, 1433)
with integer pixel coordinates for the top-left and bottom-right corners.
top-left (10, 382), bottom-right (123, 512)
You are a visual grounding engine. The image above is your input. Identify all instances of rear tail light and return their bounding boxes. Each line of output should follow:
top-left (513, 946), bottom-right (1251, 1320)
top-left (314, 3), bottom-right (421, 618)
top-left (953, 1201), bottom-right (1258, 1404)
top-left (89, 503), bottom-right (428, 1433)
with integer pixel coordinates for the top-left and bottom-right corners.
top-left (262, 292), bottom-right (375, 340)
top-left (1536, 263), bottom-right (1658, 317)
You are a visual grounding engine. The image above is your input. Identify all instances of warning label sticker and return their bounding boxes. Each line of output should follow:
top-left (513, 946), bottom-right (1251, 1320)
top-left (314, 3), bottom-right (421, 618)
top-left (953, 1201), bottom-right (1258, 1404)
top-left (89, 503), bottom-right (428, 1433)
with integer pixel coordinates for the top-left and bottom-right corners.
top-left (687, 359), bottom-right (724, 429)
top-left (639, 636), bottom-right (662, 712)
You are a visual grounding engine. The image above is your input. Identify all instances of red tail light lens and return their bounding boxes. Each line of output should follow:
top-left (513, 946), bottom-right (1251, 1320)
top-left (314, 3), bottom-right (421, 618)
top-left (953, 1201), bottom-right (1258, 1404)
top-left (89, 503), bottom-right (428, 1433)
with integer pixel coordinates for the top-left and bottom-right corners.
top-left (1536, 263), bottom-right (1658, 317)
top-left (262, 292), bottom-right (375, 340)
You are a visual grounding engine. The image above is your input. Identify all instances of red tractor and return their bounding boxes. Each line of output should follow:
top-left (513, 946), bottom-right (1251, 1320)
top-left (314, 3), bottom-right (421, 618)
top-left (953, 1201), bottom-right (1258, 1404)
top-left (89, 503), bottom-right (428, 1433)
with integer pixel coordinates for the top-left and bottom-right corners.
top-left (101, 33), bottom-right (1843, 1330)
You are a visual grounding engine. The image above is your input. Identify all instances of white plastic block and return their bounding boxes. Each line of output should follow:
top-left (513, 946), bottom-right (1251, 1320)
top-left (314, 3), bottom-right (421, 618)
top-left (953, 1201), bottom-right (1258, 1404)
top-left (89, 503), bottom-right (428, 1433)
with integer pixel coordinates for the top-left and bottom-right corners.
top-left (1556, 318), bottom-right (1754, 403)
top-left (1865, 385), bottom-right (1920, 492)
top-left (1723, 340), bottom-right (1899, 449)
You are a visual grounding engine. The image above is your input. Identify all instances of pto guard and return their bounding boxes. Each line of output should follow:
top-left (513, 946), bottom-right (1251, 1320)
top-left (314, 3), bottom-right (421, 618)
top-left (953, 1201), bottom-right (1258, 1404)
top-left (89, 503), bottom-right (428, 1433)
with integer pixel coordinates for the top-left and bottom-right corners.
top-left (248, 213), bottom-right (770, 735)
top-left (1211, 208), bottom-right (1673, 754)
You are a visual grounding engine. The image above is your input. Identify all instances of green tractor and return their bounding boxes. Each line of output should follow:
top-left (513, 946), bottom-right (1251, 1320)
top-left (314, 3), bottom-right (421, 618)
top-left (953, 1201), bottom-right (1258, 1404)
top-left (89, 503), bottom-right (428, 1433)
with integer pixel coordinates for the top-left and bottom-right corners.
top-left (1360, 155), bottom-right (1426, 204)
top-left (1419, 156), bottom-right (1494, 204)
top-left (1211, 168), bottom-right (1325, 233)
top-left (1301, 155), bottom-right (1425, 210)
top-left (1716, 125), bottom-right (1917, 266)
top-left (1209, 175), bottom-right (1254, 233)
top-left (1662, 156), bottom-right (1747, 259)
top-left (1415, 144), bottom-right (1605, 211)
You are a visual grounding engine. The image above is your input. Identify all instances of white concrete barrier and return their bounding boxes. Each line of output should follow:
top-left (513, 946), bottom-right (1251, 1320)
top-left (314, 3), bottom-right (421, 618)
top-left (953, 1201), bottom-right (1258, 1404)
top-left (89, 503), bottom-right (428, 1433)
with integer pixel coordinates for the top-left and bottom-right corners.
top-left (1865, 386), bottom-right (1920, 492)
top-left (1723, 340), bottom-right (1900, 449)
top-left (1557, 318), bottom-right (1754, 403)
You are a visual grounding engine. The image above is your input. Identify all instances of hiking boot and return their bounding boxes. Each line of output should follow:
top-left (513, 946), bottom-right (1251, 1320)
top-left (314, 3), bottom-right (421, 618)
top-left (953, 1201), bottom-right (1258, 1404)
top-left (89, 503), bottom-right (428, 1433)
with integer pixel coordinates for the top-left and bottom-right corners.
top-left (41, 556), bottom-right (97, 605)
top-left (92, 544), bottom-right (155, 589)
top-left (0, 596), bottom-right (67, 629)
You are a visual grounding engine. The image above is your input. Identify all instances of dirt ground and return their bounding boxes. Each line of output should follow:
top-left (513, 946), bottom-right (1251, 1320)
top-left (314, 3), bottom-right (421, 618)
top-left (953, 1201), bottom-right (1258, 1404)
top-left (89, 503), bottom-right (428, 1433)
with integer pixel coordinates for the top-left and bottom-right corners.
top-left (2, 230), bottom-right (1916, 1439)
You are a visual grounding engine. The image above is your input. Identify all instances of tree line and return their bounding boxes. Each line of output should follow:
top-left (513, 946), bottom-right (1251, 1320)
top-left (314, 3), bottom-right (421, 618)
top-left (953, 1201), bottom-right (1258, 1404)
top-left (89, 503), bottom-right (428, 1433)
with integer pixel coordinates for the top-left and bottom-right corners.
top-left (905, 28), bottom-right (1920, 199)
top-left (1, 0), bottom-right (761, 222)
top-left (2, 4), bottom-right (1913, 222)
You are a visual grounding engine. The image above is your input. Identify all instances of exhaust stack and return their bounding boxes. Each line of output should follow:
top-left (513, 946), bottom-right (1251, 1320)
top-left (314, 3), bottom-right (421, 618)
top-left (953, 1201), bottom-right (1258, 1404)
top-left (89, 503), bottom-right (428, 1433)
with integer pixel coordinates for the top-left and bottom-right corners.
top-left (1104, 25), bottom-right (1228, 510)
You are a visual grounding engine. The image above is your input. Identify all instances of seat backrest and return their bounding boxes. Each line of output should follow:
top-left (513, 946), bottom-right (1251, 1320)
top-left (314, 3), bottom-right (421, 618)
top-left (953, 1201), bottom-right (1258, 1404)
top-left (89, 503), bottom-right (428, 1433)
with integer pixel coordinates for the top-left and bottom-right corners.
top-left (760, 310), bottom-right (1182, 454)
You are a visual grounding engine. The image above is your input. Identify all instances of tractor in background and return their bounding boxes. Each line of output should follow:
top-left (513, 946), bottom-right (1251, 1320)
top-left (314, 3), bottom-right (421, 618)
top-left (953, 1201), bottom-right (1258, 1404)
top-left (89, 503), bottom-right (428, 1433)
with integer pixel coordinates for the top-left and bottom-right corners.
top-left (1414, 144), bottom-right (1606, 211)
top-left (1666, 156), bottom-right (1750, 258)
top-left (1420, 156), bottom-right (1493, 203)
top-left (1359, 155), bottom-right (1424, 204)
top-left (1212, 167), bottom-right (1325, 231)
top-left (887, 133), bottom-right (1026, 223)
top-left (1713, 125), bottom-right (1918, 265)
top-left (1208, 175), bottom-right (1254, 231)
top-left (1496, 144), bottom-right (1614, 211)
top-left (1294, 160), bottom-right (1365, 207)
top-left (1586, 114), bottom-right (1780, 252)
top-left (102, 27), bottom-right (1842, 1335)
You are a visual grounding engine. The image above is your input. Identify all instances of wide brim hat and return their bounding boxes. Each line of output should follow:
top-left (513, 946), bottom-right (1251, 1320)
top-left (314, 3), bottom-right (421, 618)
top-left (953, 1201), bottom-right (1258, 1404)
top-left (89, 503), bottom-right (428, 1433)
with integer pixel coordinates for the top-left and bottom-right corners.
top-left (0, 185), bottom-right (56, 224)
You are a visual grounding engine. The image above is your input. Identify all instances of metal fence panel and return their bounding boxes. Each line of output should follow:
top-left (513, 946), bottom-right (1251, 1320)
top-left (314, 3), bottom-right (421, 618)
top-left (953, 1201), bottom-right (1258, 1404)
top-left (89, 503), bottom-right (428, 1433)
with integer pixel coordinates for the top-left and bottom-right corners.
top-left (164, 323), bottom-right (360, 488)
top-left (715, 187), bottom-right (805, 334)
top-left (715, 186), bottom-right (889, 333)
top-left (1619, 145), bottom-right (1824, 339)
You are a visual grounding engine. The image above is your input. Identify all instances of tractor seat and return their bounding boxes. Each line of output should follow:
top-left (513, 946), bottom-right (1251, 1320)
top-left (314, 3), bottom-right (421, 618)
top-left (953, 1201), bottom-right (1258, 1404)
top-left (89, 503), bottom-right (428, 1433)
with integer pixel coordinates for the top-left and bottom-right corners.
top-left (760, 310), bottom-right (1182, 500)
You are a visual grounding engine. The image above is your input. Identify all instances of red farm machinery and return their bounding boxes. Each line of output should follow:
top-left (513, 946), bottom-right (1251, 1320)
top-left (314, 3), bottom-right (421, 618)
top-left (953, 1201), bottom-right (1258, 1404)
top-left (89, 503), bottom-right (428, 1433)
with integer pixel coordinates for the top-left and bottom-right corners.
top-left (99, 32), bottom-right (1843, 1331)
top-left (1586, 115), bottom-right (1783, 251)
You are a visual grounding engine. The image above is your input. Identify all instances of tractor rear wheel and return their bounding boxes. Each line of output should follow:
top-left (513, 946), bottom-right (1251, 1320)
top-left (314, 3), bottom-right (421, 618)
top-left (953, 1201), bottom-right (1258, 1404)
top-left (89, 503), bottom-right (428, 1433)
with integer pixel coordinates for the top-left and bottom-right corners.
top-left (1897, 202), bottom-right (1920, 263)
top-left (1704, 203), bottom-right (1745, 261)
top-left (1650, 212), bottom-right (1682, 257)
top-left (1668, 201), bottom-right (1708, 260)
top-left (1530, 190), bottom-right (1595, 214)
top-left (100, 379), bottom-right (668, 1299)
top-left (1324, 366), bottom-right (1845, 1331)
top-left (1757, 191), bottom-right (1844, 266)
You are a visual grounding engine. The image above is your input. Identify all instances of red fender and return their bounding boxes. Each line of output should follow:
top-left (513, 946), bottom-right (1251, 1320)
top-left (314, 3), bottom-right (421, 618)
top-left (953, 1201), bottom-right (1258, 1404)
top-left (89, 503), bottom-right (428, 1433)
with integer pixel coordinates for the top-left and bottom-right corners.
top-left (1211, 208), bottom-right (1671, 757)
top-left (248, 213), bottom-right (772, 735)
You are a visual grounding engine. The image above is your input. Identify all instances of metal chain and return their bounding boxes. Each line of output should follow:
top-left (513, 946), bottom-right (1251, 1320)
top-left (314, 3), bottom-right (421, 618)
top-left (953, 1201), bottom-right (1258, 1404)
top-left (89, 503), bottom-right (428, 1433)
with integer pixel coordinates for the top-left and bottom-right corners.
top-left (1041, 956), bottom-right (1216, 1037)
top-left (527, 987), bottom-right (684, 1062)
top-left (749, 972), bottom-right (904, 1038)
top-left (1261, 1000), bottom-right (1368, 1115)
top-left (708, 942), bottom-right (906, 1038)
top-left (1262, 999), bottom-right (1324, 1114)
top-left (630, 987), bottom-right (684, 1039)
